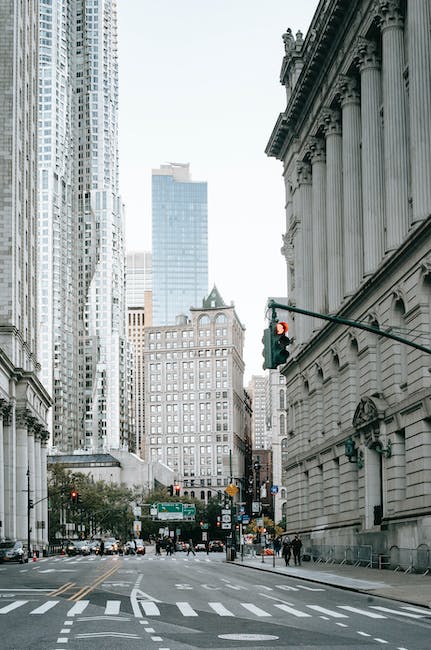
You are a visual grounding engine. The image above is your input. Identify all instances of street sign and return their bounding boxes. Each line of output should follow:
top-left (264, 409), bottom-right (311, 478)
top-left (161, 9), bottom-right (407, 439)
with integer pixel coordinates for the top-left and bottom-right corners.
top-left (225, 483), bottom-right (239, 497)
top-left (157, 503), bottom-right (183, 520)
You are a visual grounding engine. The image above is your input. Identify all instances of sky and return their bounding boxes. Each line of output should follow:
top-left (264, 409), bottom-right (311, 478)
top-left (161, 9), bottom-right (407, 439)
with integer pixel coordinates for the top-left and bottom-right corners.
top-left (117, 0), bottom-right (318, 382)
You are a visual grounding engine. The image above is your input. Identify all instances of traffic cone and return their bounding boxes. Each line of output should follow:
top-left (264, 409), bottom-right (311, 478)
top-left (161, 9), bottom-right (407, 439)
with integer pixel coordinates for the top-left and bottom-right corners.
top-left (32, 550), bottom-right (37, 562)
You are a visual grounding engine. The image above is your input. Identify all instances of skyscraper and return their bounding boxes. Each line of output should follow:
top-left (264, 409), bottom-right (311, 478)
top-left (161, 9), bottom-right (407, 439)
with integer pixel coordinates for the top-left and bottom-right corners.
top-left (38, 0), bottom-right (129, 452)
top-left (0, 0), bottom-right (51, 547)
top-left (152, 163), bottom-right (208, 326)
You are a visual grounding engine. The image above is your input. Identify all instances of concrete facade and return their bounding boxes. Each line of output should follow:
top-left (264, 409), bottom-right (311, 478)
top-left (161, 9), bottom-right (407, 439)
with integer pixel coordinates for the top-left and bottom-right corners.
top-left (0, 1), bottom-right (51, 546)
top-left (266, 0), bottom-right (431, 552)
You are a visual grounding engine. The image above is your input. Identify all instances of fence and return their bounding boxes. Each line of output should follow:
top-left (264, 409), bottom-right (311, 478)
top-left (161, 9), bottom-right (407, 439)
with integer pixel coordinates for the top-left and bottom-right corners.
top-left (302, 543), bottom-right (431, 574)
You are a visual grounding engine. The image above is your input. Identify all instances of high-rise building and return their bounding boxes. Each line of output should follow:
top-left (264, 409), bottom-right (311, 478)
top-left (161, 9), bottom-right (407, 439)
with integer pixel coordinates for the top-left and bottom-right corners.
top-left (126, 252), bottom-right (152, 456)
top-left (266, 0), bottom-right (431, 551)
top-left (0, 0), bottom-right (51, 546)
top-left (143, 287), bottom-right (246, 499)
top-left (152, 163), bottom-right (208, 326)
top-left (38, 1), bottom-right (130, 452)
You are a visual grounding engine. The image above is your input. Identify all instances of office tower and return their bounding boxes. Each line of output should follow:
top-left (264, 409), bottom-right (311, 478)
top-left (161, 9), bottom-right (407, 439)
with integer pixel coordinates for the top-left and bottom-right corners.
top-left (266, 1), bottom-right (431, 549)
top-left (38, 0), bottom-right (129, 452)
top-left (152, 163), bottom-right (208, 326)
top-left (143, 287), bottom-right (246, 499)
top-left (0, 0), bottom-right (51, 546)
top-left (126, 251), bottom-right (152, 456)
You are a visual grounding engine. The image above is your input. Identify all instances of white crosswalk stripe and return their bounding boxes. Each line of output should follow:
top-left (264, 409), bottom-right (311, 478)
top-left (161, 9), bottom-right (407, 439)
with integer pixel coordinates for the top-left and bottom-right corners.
top-left (241, 603), bottom-right (272, 617)
top-left (209, 602), bottom-right (234, 616)
top-left (67, 600), bottom-right (90, 616)
top-left (307, 605), bottom-right (348, 618)
top-left (0, 600), bottom-right (28, 614)
top-left (338, 605), bottom-right (386, 618)
top-left (30, 600), bottom-right (59, 614)
top-left (176, 601), bottom-right (198, 616)
top-left (274, 603), bottom-right (312, 617)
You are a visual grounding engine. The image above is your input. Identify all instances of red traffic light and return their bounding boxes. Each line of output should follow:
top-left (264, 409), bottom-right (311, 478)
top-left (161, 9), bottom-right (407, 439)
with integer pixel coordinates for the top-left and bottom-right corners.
top-left (275, 321), bottom-right (288, 335)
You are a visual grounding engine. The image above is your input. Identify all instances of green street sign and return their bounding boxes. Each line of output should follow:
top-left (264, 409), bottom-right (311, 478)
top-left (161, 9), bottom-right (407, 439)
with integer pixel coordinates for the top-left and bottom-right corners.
top-left (157, 502), bottom-right (183, 520)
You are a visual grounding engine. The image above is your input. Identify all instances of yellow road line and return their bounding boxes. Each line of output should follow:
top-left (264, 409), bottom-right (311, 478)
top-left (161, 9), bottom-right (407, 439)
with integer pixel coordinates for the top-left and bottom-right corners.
top-left (49, 582), bottom-right (76, 596)
top-left (68, 564), bottom-right (119, 601)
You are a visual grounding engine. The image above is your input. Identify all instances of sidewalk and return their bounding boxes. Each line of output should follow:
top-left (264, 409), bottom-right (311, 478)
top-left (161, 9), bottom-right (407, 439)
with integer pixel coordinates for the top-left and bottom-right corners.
top-left (231, 553), bottom-right (431, 609)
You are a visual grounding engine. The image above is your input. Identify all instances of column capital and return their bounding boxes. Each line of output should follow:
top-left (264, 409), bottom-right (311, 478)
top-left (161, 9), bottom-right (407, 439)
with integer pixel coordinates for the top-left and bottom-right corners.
top-left (376, 0), bottom-right (404, 30)
top-left (307, 137), bottom-right (326, 164)
top-left (321, 108), bottom-right (342, 136)
top-left (337, 75), bottom-right (360, 106)
top-left (356, 37), bottom-right (381, 72)
top-left (296, 161), bottom-right (312, 185)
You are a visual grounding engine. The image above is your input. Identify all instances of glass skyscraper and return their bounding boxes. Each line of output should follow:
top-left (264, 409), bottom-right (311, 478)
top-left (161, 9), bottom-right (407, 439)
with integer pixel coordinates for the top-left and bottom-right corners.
top-left (152, 163), bottom-right (208, 325)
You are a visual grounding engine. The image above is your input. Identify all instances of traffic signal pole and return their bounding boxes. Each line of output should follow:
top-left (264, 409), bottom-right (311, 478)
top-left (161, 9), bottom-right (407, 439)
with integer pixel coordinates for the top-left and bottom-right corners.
top-left (267, 300), bottom-right (431, 355)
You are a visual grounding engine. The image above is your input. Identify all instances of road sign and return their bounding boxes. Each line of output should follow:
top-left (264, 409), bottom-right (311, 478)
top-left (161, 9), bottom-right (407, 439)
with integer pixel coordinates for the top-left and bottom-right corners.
top-left (157, 503), bottom-right (183, 520)
top-left (225, 483), bottom-right (239, 497)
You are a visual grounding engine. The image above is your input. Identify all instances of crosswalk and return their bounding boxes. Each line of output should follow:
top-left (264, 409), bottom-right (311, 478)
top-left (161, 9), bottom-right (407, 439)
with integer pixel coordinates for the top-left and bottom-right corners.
top-left (0, 597), bottom-right (430, 621)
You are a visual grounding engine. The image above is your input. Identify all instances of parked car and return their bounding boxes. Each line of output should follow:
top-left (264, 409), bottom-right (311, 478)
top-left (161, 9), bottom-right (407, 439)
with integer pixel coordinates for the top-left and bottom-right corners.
top-left (209, 540), bottom-right (225, 552)
top-left (0, 540), bottom-right (28, 564)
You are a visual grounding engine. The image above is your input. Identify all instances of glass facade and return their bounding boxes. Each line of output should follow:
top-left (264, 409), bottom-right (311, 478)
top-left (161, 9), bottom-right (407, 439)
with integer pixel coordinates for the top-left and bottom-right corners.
top-left (152, 164), bottom-right (208, 326)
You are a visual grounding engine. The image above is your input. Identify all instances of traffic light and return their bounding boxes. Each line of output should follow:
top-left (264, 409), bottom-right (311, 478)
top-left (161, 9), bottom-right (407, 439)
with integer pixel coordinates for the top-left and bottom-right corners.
top-left (168, 485), bottom-right (174, 496)
top-left (174, 484), bottom-right (181, 497)
top-left (262, 321), bottom-right (290, 369)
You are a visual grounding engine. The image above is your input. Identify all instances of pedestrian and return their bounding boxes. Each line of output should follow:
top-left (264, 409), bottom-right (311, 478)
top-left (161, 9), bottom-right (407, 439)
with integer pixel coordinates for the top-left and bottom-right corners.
top-left (187, 539), bottom-right (196, 556)
top-left (99, 539), bottom-right (104, 557)
top-left (291, 534), bottom-right (302, 566)
top-left (281, 539), bottom-right (291, 566)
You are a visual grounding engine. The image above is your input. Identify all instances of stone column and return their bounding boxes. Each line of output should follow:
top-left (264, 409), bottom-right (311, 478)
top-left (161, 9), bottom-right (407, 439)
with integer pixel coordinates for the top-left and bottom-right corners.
top-left (0, 399), bottom-right (7, 538)
top-left (15, 409), bottom-right (29, 541)
top-left (322, 109), bottom-right (344, 311)
top-left (309, 137), bottom-right (327, 320)
top-left (34, 428), bottom-right (42, 546)
top-left (3, 403), bottom-right (16, 539)
top-left (407, 0), bottom-right (431, 222)
top-left (27, 420), bottom-right (36, 548)
top-left (40, 431), bottom-right (49, 546)
top-left (357, 38), bottom-right (385, 275)
top-left (338, 75), bottom-right (363, 296)
top-left (377, 0), bottom-right (410, 248)
top-left (297, 161), bottom-right (313, 341)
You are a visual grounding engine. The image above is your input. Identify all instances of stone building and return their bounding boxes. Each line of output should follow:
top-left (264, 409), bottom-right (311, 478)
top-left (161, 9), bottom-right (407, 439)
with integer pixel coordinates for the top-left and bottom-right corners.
top-left (266, 0), bottom-right (431, 552)
top-left (143, 287), bottom-right (246, 501)
top-left (0, 1), bottom-right (51, 547)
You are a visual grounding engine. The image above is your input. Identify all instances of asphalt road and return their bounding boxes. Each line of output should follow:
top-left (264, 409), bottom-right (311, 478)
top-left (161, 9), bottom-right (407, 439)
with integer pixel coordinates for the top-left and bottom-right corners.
top-left (1, 551), bottom-right (430, 649)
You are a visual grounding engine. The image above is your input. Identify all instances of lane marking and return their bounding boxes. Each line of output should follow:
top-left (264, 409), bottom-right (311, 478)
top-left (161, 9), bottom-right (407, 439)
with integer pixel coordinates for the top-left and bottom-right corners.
top-left (274, 603), bottom-right (311, 617)
top-left (30, 600), bottom-right (59, 614)
top-left (0, 600), bottom-right (28, 614)
top-left (176, 602), bottom-right (198, 616)
top-left (209, 602), bottom-right (234, 616)
top-left (338, 605), bottom-right (386, 619)
top-left (307, 605), bottom-right (348, 618)
top-left (241, 603), bottom-right (272, 617)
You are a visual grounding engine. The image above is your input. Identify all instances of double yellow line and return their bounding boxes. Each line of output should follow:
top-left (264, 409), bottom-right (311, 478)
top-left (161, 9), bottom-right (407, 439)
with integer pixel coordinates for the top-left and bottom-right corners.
top-left (49, 563), bottom-right (119, 602)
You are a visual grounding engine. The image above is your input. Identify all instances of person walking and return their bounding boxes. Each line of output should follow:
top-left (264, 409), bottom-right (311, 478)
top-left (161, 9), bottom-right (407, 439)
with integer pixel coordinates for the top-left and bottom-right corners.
top-left (187, 539), bottom-right (196, 556)
top-left (99, 539), bottom-right (104, 557)
top-left (281, 539), bottom-right (291, 566)
top-left (291, 534), bottom-right (302, 566)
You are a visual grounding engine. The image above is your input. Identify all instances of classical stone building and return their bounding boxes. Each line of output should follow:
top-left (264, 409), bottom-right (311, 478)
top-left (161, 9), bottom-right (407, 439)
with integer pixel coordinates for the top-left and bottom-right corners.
top-left (0, 1), bottom-right (51, 547)
top-left (266, 0), bottom-right (431, 552)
